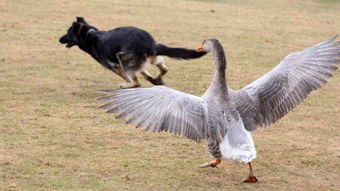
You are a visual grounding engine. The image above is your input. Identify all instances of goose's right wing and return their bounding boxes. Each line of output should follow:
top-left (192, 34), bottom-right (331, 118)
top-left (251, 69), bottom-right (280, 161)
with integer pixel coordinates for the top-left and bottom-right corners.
top-left (99, 86), bottom-right (216, 142)
top-left (233, 36), bottom-right (339, 131)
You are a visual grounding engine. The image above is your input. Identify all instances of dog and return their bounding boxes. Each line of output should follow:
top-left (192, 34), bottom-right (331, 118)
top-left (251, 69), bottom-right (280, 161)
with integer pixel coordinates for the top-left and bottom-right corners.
top-left (59, 17), bottom-right (206, 88)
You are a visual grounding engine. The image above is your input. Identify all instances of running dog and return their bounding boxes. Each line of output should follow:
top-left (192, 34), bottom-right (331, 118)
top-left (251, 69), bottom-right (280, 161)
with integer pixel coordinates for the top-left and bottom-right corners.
top-left (59, 17), bottom-right (206, 88)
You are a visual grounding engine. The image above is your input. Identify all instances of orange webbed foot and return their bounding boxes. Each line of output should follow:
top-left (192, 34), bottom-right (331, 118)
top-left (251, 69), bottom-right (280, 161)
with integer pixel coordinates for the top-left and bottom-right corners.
top-left (243, 175), bottom-right (258, 183)
top-left (199, 159), bottom-right (221, 168)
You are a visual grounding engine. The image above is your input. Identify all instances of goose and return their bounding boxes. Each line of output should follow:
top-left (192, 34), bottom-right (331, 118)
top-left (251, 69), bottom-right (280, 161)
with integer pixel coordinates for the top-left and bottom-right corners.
top-left (99, 37), bottom-right (339, 182)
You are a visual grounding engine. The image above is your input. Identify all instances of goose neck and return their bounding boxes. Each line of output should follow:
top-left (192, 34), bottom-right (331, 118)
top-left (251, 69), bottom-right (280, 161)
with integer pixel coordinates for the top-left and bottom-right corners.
top-left (207, 43), bottom-right (228, 94)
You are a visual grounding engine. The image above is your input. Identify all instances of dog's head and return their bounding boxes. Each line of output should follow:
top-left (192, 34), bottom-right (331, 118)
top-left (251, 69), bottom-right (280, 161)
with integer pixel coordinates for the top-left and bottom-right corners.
top-left (59, 17), bottom-right (92, 48)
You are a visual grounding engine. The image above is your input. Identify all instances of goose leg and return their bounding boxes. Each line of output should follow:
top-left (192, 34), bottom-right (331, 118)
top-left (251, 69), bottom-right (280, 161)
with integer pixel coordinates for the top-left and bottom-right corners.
top-left (200, 140), bottom-right (222, 168)
top-left (243, 162), bottom-right (258, 183)
top-left (199, 158), bottom-right (221, 168)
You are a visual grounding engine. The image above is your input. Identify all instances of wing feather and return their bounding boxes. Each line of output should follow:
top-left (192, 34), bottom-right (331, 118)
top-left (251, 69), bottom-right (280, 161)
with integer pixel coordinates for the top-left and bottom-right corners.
top-left (232, 36), bottom-right (339, 130)
top-left (99, 86), bottom-right (211, 142)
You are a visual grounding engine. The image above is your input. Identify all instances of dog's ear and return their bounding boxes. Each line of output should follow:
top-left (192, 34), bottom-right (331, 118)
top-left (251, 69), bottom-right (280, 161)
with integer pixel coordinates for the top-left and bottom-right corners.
top-left (76, 17), bottom-right (88, 24)
top-left (72, 22), bottom-right (80, 34)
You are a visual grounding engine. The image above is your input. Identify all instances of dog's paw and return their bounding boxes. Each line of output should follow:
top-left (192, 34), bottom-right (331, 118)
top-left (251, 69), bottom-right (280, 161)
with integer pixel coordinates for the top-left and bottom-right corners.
top-left (152, 77), bottom-right (165, 85)
top-left (119, 82), bottom-right (141, 89)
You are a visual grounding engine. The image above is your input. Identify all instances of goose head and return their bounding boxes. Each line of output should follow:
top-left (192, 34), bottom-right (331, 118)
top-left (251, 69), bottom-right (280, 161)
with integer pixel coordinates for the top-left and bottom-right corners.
top-left (196, 38), bottom-right (228, 97)
top-left (196, 38), bottom-right (220, 52)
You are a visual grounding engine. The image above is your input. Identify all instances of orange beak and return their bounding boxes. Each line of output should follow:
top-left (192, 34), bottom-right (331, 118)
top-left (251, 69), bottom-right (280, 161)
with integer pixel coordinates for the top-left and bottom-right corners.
top-left (196, 46), bottom-right (204, 52)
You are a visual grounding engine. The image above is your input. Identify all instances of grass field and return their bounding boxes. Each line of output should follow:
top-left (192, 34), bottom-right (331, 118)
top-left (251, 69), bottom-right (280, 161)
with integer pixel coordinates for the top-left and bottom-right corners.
top-left (1, 0), bottom-right (340, 190)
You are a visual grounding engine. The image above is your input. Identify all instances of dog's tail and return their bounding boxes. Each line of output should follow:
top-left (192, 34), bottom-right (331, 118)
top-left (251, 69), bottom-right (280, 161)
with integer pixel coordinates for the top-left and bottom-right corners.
top-left (155, 44), bottom-right (206, 59)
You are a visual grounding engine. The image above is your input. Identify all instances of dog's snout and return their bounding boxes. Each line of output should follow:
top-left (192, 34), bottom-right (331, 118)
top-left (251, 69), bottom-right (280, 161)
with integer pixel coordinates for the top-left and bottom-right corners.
top-left (59, 35), bottom-right (68, 44)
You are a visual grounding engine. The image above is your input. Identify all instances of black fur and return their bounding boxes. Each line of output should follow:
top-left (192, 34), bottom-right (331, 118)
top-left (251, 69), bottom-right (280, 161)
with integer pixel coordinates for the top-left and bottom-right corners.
top-left (155, 44), bottom-right (206, 59)
top-left (59, 17), bottom-right (206, 88)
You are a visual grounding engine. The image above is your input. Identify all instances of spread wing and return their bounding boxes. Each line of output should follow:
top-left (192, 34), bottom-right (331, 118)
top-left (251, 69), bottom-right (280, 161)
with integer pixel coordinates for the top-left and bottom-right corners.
top-left (99, 86), bottom-right (212, 142)
top-left (232, 36), bottom-right (340, 131)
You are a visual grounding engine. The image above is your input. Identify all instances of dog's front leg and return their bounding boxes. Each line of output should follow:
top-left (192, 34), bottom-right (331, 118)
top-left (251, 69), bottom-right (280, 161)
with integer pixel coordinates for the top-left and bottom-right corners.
top-left (116, 52), bottom-right (141, 89)
top-left (119, 75), bottom-right (140, 89)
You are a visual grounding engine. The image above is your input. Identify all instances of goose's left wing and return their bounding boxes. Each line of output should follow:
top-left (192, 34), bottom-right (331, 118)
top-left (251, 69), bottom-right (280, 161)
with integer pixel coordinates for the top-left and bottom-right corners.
top-left (232, 36), bottom-right (339, 131)
top-left (99, 86), bottom-right (211, 142)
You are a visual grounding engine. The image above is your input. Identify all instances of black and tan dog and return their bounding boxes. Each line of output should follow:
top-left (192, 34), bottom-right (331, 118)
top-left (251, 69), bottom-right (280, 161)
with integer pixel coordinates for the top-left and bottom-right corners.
top-left (59, 17), bottom-right (206, 88)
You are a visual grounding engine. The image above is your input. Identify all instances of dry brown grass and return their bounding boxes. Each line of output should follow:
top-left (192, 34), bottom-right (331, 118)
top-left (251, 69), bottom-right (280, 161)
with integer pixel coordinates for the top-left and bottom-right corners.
top-left (1, 0), bottom-right (339, 190)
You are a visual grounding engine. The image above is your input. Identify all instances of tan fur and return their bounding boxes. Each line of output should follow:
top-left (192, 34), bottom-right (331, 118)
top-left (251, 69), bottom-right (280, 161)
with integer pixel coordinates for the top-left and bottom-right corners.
top-left (119, 56), bottom-right (168, 89)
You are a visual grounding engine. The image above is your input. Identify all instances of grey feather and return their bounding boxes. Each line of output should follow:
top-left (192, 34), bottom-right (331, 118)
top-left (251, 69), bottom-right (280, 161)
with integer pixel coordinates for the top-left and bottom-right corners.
top-left (100, 86), bottom-right (215, 142)
top-left (232, 37), bottom-right (339, 130)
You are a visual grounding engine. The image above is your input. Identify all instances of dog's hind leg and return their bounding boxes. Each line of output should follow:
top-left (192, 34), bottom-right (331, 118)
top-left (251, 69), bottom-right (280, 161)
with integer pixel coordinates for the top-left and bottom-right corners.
top-left (141, 70), bottom-right (164, 85)
top-left (138, 56), bottom-right (164, 85)
top-left (151, 56), bottom-right (168, 83)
